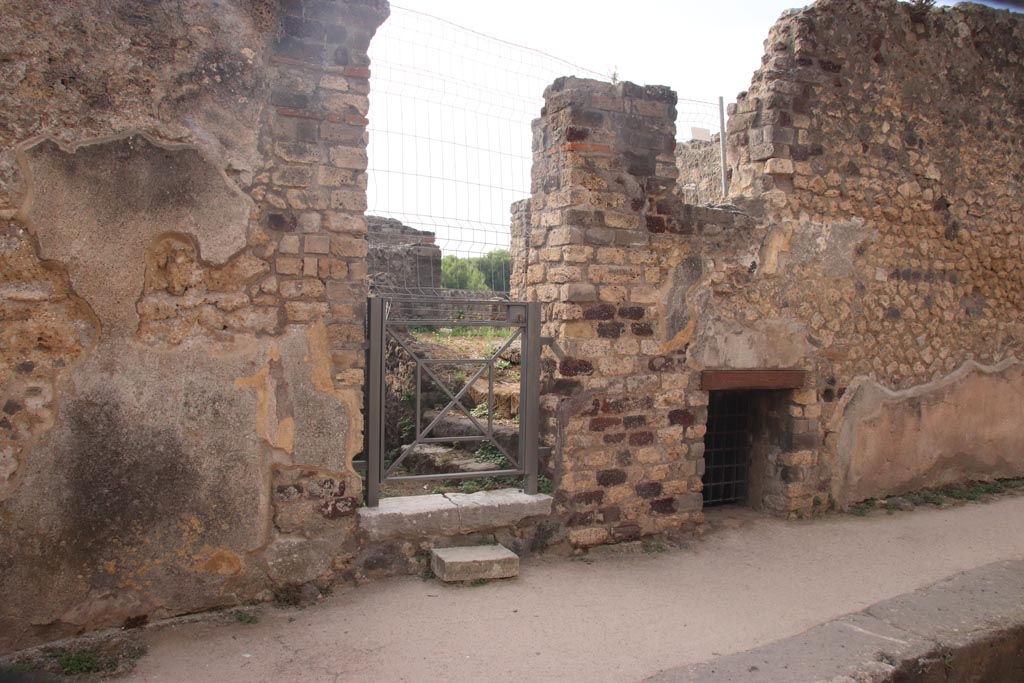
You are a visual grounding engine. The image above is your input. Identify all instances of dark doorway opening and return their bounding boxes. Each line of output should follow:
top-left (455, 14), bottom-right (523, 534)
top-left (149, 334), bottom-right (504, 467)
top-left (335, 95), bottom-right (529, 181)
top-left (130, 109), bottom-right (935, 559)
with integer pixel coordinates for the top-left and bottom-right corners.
top-left (702, 391), bottom-right (754, 506)
top-left (702, 388), bottom-right (793, 509)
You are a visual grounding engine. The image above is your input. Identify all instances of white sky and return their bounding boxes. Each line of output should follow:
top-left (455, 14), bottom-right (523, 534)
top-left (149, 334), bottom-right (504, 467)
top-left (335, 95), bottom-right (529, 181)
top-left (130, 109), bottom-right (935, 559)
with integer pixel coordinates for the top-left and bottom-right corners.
top-left (366, 0), bottom-right (1018, 264)
top-left (384, 0), bottom-right (802, 106)
top-left (381, 0), bottom-right (1016, 105)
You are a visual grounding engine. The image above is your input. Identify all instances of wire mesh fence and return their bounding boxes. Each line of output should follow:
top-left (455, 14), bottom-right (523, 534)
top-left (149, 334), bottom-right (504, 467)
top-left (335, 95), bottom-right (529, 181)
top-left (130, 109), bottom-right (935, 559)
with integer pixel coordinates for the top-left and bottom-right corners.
top-left (366, 4), bottom-right (726, 295)
top-left (675, 96), bottom-right (729, 205)
top-left (676, 96), bottom-right (724, 143)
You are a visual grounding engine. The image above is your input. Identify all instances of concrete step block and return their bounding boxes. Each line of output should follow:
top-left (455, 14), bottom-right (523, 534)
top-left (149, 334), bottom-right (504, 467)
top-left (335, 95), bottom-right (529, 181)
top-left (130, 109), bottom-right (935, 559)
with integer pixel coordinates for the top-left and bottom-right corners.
top-left (431, 544), bottom-right (519, 582)
top-left (357, 488), bottom-right (553, 541)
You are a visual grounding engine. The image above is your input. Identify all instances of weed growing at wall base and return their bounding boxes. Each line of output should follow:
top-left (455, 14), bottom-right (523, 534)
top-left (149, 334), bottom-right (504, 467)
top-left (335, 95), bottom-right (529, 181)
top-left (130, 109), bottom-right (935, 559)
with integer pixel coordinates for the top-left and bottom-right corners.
top-left (234, 610), bottom-right (258, 624)
top-left (49, 647), bottom-right (114, 675)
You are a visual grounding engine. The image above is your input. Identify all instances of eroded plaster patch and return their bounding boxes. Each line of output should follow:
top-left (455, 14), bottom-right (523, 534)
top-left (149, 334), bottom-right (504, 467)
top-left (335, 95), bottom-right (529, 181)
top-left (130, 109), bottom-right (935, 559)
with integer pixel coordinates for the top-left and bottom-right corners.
top-left (19, 134), bottom-right (250, 337)
top-left (235, 344), bottom-right (296, 456)
top-left (307, 317), bottom-right (363, 472)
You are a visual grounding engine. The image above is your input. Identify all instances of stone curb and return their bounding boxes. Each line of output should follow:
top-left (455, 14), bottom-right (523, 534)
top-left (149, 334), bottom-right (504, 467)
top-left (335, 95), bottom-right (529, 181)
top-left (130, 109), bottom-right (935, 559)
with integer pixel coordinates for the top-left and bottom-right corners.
top-left (643, 559), bottom-right (1024, 682)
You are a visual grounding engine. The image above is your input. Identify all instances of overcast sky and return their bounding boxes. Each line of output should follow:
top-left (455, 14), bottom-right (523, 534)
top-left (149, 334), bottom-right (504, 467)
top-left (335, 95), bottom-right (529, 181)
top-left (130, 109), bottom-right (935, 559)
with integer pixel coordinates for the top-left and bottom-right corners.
top-left (383, 0), bottom-right (795, 106)
top-left (366, 0), bottom-right (1021, 262)
top-left (382, 0), bottom-right (1020, 105)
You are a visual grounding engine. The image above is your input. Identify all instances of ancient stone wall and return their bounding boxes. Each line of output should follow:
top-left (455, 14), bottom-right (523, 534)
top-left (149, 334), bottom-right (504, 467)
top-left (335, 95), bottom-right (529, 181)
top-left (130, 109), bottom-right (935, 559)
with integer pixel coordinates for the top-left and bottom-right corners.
top-left (719, 0), bottom-right (1024, 507)
top-left (527, 0), bottom-right (1024, 534)
top-left (524, 76), bottom-right (837, 537)
top-left (674, 137), bottom-right (724, 205)
top-left (2, 0), bottom-right (1022, 653)
top-left (0, 0), bottom-right (388, 652)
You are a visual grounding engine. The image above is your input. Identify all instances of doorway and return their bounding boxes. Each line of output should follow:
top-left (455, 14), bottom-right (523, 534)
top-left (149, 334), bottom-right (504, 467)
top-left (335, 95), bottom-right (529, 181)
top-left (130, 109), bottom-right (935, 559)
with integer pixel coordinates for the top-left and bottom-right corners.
top-left (702, 389), bottom-right (792, 509)
top-left (702, 391), bottom-right (754, 506)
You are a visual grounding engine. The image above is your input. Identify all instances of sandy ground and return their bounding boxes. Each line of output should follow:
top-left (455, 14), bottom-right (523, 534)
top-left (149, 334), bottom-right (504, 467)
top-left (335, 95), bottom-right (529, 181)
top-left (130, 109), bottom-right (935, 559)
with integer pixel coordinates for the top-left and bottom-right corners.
top-left (124, 497), bottom-right (1024, 683)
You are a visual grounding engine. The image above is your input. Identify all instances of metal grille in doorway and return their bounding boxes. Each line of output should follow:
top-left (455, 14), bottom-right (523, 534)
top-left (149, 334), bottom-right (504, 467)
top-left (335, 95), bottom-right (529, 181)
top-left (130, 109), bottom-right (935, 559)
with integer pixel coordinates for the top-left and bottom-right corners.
top-left (702, 391), bottom-right (752, 506)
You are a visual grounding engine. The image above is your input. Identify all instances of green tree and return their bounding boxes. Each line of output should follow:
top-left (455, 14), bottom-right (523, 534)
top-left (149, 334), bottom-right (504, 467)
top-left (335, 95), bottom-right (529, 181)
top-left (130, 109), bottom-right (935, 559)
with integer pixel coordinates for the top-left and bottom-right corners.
top-left (473, 249), bottom-right (511, 292)
top-left (441, 255), bottom-right (487, 290)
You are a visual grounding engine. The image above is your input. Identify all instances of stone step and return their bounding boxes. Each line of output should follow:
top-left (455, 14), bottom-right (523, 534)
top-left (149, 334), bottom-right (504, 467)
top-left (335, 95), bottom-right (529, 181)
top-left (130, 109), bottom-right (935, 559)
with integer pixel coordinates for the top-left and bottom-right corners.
top-left (358, 488), bottom-right (553, 541)
top-left (422, 410), bottom-right (519, 454)
top-left (430, 544), bottom-right (519, 582)
top-left (400, 443), bottom-right (495, 475)
top-left (467, 379), bottom-right (521, 419)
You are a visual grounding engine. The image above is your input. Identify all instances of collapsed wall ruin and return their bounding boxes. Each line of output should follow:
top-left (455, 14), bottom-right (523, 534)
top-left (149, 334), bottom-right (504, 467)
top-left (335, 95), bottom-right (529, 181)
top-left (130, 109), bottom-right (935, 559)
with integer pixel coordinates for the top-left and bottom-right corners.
top-left (1, 0), bottom-right (1022, 654)
top-left (366, 215), bottom-right (441, 291)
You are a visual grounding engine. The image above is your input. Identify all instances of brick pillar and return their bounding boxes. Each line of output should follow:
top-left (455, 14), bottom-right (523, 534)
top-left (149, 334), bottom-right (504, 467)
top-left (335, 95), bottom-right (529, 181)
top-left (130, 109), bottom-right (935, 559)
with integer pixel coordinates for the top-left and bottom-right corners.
top-left (259, 0), bottom-right (389, 483)
top-left (527, 78), bottom-right (706, 546)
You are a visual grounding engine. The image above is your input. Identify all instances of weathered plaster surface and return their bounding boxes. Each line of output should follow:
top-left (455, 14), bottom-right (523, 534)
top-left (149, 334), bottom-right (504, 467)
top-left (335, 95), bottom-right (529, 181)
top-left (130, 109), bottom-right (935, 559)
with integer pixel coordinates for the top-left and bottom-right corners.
top-left (836, 360), bottom-right (1024, 504)
top-left (0, 0), bottom-right (388, 653)
top-left (0, 335), bottom-right (270, 641)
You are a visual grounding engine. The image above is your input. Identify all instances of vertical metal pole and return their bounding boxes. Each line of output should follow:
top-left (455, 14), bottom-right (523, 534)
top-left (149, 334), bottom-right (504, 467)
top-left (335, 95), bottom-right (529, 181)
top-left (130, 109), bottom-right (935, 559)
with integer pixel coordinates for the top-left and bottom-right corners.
top-left (522, 302), bottom-right (541, 494)
top-left (415, 362), bottom-right (422, 444)
top-left (487, 358), bottom-right (494, 439)
top-left (718, 96), bottom-right (729, 200)
top-left (366, 298), bottom-right (385, 507)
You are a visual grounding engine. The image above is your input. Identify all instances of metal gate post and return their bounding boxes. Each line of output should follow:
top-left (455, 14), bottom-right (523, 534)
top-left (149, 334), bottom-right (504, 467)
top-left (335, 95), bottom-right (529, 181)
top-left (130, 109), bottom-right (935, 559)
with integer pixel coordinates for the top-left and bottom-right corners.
top-left (366, 297), bottom-right (385, 507)
top-left (522, 302), bottom-right (541, 494)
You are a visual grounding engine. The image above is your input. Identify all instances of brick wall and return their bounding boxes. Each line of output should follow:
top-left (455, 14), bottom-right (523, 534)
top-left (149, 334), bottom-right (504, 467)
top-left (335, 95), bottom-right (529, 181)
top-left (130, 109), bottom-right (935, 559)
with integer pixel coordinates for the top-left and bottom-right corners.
top-left (259, 0), bottom-right (383, 396)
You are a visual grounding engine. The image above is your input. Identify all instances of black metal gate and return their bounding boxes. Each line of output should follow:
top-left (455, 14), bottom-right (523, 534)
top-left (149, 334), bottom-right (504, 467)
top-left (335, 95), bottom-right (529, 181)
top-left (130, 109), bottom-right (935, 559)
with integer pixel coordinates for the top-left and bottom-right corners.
top-left (702, 391), bottom-right (753, 506)
top-left (365, 295), bottom-right (540, 506)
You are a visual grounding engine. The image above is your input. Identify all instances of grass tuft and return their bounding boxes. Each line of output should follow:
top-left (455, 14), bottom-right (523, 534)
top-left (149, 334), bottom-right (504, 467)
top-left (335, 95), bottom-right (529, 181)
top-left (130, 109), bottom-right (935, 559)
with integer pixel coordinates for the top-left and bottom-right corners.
top-left (233, 610), bottom-right (258, 625)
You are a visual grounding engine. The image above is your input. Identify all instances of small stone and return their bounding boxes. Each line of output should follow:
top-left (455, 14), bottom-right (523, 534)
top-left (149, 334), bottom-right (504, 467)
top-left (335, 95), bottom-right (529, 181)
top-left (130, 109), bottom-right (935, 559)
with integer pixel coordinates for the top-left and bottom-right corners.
top-left (568, 527), bottom-right (610, 547)
top-left (298, 213), bottom-right (322, 233)
top-left (560, 282), bottom-right (596, 302)
top-left (279, 235), bottom-right (300, 254)
top-left (276, 256), bottom-right (303, 275)
top-left (303, 256), bottom-right (319, 276)
top-left (597, 469), bottom-right (627, 486)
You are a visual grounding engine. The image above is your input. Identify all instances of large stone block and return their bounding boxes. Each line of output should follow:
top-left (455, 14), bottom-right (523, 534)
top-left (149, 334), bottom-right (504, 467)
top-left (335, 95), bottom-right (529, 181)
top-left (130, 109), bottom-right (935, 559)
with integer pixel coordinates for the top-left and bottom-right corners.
top-left (358, 494), bottom-right (462, 540)
top-left (445, 488), bottom-right (553, 531)
top-left (357, 489), bottom-right (553, 540)
top-left (430, 545), bottom-right (519, 582)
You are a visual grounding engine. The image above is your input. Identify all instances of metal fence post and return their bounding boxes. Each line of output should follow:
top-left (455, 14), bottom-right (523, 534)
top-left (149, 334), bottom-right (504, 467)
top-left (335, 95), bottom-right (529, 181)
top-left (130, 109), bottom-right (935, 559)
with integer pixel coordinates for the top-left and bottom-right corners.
top-left (718, 95), bottom-right (729, 199)
top-left (522, 302), bottom-right (541, 494)
top-left (366, 297), bottom-right (385, 507)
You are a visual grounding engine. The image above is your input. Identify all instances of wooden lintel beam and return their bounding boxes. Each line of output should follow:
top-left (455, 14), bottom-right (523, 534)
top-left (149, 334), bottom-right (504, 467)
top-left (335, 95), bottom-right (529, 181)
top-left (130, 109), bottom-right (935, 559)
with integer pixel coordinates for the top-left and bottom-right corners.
top-left (700, 369), bottom-right (806, 392)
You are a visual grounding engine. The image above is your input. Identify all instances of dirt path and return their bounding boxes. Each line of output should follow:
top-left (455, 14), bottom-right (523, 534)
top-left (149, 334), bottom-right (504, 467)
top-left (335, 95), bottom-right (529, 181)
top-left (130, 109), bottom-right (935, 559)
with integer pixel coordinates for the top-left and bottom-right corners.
top-left (125, 497), bottom-right (1024, 683)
